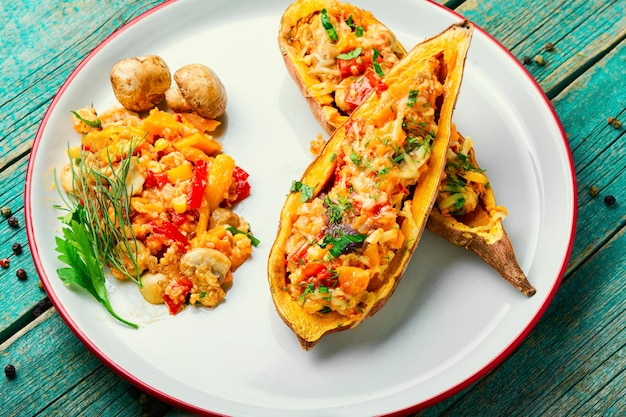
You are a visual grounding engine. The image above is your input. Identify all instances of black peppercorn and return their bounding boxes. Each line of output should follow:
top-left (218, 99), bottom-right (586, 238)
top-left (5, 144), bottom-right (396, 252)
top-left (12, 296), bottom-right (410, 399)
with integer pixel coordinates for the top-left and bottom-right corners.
top-left (4, 364), bottom-right (16, 380)
top-left (522, 55), bottom-right (531, 65)
top-left (604, 195), bottom-right (616, 206)
top-left (16, 269), bottom-right (27, 281)
top-left (12, 242), bottom-right (23, 255)
top-left (544, 42), bottom-right (554, 51)
top-left (7, 216), bottom-right (19, 228)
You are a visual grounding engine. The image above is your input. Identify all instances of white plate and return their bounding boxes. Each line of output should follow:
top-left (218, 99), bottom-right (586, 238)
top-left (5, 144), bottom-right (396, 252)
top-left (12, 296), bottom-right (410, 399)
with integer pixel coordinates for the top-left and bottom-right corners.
top-left (26, 0), bottom-right (577, 415)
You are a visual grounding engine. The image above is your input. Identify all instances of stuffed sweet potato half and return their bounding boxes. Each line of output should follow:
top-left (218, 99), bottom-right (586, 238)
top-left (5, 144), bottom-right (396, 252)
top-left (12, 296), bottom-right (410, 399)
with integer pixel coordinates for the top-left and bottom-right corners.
top-left (269, 21), bottom-right (474, 350)
top-left (279, 0), bottom-right (535, 296)
top-left (278, 0), bottom-right (406, 134)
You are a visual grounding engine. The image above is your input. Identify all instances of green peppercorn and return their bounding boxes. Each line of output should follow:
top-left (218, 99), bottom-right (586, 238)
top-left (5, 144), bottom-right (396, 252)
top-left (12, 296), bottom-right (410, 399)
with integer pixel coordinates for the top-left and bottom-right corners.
top-left (16, 269), bottom-right (27, 281)
top-left (589, 185), bottom-right (599, 197)
top-left (533, 55), bottom-right (545, 66)
top-left (604, 195), bottom-right (616, 206)
top-left (0, 206), bottom-right (11, 218)
top-left (12, 242), bottom-right (23, 255)
top-left (4, 364), bottom-right (16, 380)
top-left (7, 216), bottom-right (19, 228)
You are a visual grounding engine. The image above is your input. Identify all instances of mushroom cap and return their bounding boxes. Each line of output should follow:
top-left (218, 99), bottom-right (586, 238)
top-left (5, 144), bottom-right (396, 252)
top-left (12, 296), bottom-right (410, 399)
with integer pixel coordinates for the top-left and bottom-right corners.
top-left (174, 64), bottom-right (227, 119)
top-left (110, 55), bottom-right (171, 112)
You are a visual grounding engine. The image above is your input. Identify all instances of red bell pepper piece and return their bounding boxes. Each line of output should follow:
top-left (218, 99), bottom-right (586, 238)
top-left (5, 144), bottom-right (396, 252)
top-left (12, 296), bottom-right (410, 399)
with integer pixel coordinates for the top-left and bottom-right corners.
top-left (232, 166), bottom-right (251, 203)
top-left (151, 221), bottom-right (190, 248)
top-left (187, 159), bottom-right (208, 209)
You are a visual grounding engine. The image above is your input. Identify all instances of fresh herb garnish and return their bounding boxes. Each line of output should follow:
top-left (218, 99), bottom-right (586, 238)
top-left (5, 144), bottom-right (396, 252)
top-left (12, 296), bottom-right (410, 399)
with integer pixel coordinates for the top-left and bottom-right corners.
top-left (450, 152), bottom-right (485, 173)
top-left (70, 110), bottom-right (101, 128)
top-left (55, 205), bottom-right (138, 328)
top-left (320, 9), bottom-right (338, 42)
top-left (345, 15), bottom-right (363, 36)
top-left (54, 137), bottom-right (143, 328)
top-left (226, 226), bottom-right (260, 247)
top-left (406, 90), bottom-right (419, 107)
top-left (324, 195), bottom-right (352, 225)
top-left (290, 180), bottom-right (315, 202)
top-left (337, 47), bottom-right (362, 60)
top-left (372, 48), bottom-right (384, 77)
top-left (319, 230), bottom-right (367, 258)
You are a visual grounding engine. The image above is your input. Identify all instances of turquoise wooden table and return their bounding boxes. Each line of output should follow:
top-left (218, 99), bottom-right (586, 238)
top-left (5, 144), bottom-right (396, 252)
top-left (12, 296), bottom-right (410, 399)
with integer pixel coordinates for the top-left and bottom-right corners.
top-left (1, 0), bottom-right (624, 415)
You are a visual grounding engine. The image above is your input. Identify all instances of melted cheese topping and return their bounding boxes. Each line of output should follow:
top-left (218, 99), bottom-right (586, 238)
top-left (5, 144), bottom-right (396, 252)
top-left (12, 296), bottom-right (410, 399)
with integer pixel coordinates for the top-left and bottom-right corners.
top-left (288, 7), bottom-right (403, 120)
top-left (285, 59), bottom-right (444, 318)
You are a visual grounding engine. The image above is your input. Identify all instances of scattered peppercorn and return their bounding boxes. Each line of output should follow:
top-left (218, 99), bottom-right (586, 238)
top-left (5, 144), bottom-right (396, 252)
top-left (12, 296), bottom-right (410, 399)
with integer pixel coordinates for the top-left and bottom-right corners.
top-left (7, 216), bottom-right (19, 228)
top-left (522, 55), bottom-right (532, 65)
top-left (16, 268), bottom-right (27, 281)
top-left (0, 258), bottom-right (9, 269)
top-left (604, 195), bottom-right (616, 206)
top-left (12, 242), bottom-right (23, 255)
top-left (534, 55), bottom-right (546, 66)
top-left (608, 117), bottom-right (622, 129)
top-left (544, 42), bottom-right (554, 51)
top-left (589, 185), bottom-right (599, 197)
top-left (33, 297), bottom-right (53, 317)
top-left (0, 206), bottom-right (11, 218)
top-left (4, 364), bottom-right (16, 380)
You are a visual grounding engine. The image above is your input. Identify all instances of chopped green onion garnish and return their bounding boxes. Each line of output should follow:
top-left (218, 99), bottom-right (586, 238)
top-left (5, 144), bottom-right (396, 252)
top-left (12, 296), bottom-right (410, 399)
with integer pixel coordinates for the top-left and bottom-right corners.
top-left (321, 9), bottom-right (338, 42)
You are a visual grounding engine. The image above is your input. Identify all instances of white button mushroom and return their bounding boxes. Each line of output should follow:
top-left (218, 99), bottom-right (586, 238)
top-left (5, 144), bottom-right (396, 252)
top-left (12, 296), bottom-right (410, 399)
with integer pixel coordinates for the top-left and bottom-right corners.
top-left (166, 64), bottom-right (227, 119)
top-left (110, 55), bottom-right (171, 112)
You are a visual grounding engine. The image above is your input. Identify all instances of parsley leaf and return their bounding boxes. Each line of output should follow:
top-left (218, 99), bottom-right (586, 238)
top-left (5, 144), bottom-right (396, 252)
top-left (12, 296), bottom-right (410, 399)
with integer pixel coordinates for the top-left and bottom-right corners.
top-left (337, 47), bottom-right (362, 60)
top-left (55, 205), bottom-right (138, 328)
top-left (372, 48), bottom-right (384, 77)
top-left (226, 226), bottom-right (260, 247)
top-left (319, 229), bottom-right (367, 258)
top-left (290, 180), bottom-right (315, 202)
top-left (406, 90), bottom-right (419, 107)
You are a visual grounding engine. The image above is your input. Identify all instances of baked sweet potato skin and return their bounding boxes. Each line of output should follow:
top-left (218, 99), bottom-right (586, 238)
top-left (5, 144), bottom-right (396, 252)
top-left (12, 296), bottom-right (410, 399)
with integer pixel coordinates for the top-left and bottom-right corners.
top-left (269, 20), bottom-right (474, 350)
top-left (279, 0), bottom-right (535, 297)
top-left (427, 129), bottom-right (536, 296)
top-left (278, 0), bottom-right (406, 134)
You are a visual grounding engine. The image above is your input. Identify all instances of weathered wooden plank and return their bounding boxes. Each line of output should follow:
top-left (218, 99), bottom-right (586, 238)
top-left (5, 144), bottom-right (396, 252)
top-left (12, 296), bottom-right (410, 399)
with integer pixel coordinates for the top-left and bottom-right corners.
top-left (0, 308), bottom-right (169, 416)
top-left (551, 40), bottom-right (626, 273)
top-left (457, 0), bottom-right (626, 97)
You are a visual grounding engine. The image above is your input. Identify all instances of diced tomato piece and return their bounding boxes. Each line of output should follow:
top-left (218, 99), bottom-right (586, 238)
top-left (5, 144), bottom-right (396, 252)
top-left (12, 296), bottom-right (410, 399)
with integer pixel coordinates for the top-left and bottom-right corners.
top-left (145, 170), bottom-right (169, 189)
top-left (231, 166), bottom-right (251, 203)
top-left (163, 276), bottom-right (193, 315)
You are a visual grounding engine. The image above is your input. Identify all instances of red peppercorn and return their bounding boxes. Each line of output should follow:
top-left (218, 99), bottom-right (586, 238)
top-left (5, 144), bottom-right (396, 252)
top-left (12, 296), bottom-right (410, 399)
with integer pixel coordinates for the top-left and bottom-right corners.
top-left (0, 258), bottom-right (9, 268)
